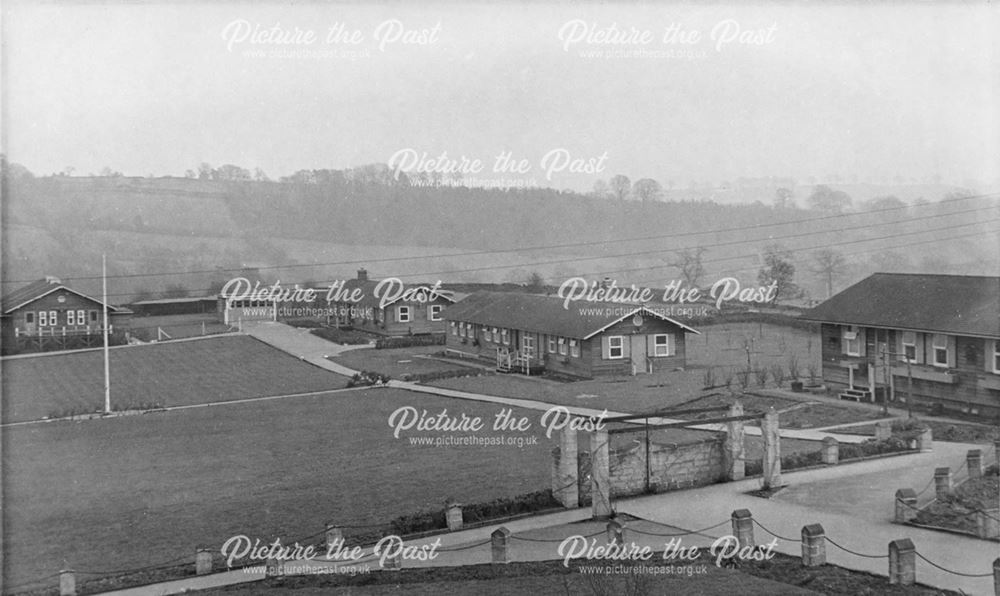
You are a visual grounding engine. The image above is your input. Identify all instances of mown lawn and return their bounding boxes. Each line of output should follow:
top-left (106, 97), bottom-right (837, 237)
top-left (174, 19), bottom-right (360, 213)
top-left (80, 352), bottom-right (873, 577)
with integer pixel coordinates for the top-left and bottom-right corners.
top-left (1, 335), bottom-right (349, 422)
top-left (2, 388), bottom-right (554, 590)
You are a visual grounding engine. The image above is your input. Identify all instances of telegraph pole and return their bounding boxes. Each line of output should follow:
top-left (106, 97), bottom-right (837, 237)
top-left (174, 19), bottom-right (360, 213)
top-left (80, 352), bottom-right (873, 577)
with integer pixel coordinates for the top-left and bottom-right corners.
top-left (103, 254), bottom-right (111, 415)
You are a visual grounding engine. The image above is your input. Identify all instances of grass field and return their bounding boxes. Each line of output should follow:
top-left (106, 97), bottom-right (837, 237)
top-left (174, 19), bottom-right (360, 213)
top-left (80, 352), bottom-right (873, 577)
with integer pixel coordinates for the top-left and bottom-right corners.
top-left (2, 388), bottom-right (555, 590)
top-left (332, 346), bottom-right (480, 379)
top-left (126, 313), bottom-right (233, 342)
top-left (1, 335), bottom-right (349, 423)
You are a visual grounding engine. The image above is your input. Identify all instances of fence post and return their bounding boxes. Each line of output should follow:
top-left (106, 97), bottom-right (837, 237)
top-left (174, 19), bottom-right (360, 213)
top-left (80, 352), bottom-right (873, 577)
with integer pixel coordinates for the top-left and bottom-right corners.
top-left (491, 527), bottom-right (512, 564)
top-left (761, 409), bottom-right (781, 489)
top-left (993, 557), bottom-right (999, 596)
top-left (195, 547), bottom-right (213, 575)
top-left (967, 449), bottom-right (983, 480)
top-left (552, 427), bottom-right (579, 508)
top-left (934, 467), bottom-right (952, 500)
top-left (606, 519), bottom-right (625, 546)
top-left (325, 523), bottom-right (343, 551)
top-left (731, 509), bottom-right (754, 548)
top-left (894, 489), bottom-right (918, 523)
top-left (591, 428), bottom-right (612, 519)
top-left (59, 569), bottom-right (76, 596)
top-left (874, 420), bottom-right (892, 441)
top-left (446, 502), bottom-right (464, 531)
top-left (888, 538), bottom-right (916, 585)
top-left (725, 402), bottom-right (745, 480)
top-left (821, 437), bottom-right (839, 465)
top-left (977, 508), bottom-right (1000, 540)
top-left (800, 524), bottom-right (825, 566)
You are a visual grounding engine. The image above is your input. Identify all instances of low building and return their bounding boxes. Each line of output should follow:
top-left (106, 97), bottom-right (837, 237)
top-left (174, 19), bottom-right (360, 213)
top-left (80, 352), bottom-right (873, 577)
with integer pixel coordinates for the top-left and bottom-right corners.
top-left (321, 269), bottom-right (458, 336)
top-left (1, 276), bottom-right (131, 354)
top-left (443, 291), bottom-right (699, 378)
top-left (130, 296), bottom-right (218, 317)
top-left (803, 273), bottom-right (1000, 418)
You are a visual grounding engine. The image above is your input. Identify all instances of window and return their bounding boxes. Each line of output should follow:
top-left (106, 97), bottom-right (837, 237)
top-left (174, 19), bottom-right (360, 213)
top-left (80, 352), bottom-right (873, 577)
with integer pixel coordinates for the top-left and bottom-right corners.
top-left (68, 310), bottom-right (76, 325)
top-left (992, 341), bottom-right (1000, 374)
top-left (548, 337), bottom-right (556, 353)
top-left (428, 305), bottom-right (442, 321)
top-left (90, 310), bottom-right (98, 322)
top-left (77, 310), bottom-right (85, 326)
top-left (397, 305), bottom-right (411, 323)
top-left (523, 336), bottom-right (535, 357)
top-left (459, 322), bottom-right (466, 337)
top-left (26, 312), bottom-right (34, 324)
top-left (608, 336), bottom-right (624, 359)
top-left (556, 337), bottom-right (566, 355)
top-left (932, 334), bottom-right (949, 367)
top-left (38, 311), bottom-right (47, 326)
top-left (501, 328), bottom-right (509, 345)
top-left (450, 321), bottom-right (457, 336)
top-left (484, 327), bottom-right (492, 342)
top-left (901, 331), bottom-right (917, 363)
top-left (569, 339), bottom-right (579, 358)
top-left (49, 311), bottom-right (58, 326)
top-left (843, 326), bottom-right (861, 356)
top-left (467, 324), bottom-right (476, 340)
top-left (653, 334), bottom-right (670, 357)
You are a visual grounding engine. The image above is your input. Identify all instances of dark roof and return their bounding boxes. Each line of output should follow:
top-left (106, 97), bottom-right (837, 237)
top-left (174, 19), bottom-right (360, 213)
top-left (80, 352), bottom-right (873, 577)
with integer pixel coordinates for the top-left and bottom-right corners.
top-left (443, 292), bottom-right (699, 339)
top-left (2, 279), bottom-right (123, 314)
top-left (802, 273), bottom-right (1000, 338)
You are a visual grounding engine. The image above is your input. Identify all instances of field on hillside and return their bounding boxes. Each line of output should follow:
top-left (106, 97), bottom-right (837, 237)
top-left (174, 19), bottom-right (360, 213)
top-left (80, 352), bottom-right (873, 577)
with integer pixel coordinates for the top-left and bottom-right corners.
top-left (2, 388), bottom-right (555, 590)
top-left (1, 335), bottom-right (348, 422)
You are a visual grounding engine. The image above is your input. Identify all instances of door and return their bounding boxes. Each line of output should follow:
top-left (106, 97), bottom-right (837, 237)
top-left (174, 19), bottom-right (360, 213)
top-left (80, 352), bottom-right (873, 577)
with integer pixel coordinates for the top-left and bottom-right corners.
top-left (630, 335), bottom-right (646, 374)
top-left (522, 334), bottom-right (535, 360)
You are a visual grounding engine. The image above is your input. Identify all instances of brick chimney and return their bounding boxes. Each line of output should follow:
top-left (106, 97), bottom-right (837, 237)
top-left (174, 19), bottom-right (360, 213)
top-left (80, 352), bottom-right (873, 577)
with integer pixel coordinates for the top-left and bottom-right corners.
top-left (45, 276), bottom-right (62, 284)
top-left (357, 268), bottom-right (369, 281)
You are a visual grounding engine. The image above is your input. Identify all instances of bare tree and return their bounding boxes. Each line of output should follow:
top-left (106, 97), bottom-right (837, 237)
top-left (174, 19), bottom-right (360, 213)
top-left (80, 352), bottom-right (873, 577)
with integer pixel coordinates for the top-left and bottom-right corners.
top-left (608, 174), bottom-right (631, 201)
top-left (670, 247), bottom-right (707, 286)
top-left (632, 178), bottom-right (663, 203)
top-left (810, 248), bottom-right (847, 298)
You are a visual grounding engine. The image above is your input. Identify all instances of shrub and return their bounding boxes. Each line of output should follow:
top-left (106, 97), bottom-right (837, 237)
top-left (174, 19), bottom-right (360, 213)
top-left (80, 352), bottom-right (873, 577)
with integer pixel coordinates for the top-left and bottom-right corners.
top-left (376, 335), bottom-right (446, 349)
top-left (787, 355), bottom-right (800, 380)
top-left (346, 370), bottom-right (391, 387)
top-left (806, 363), bottom-right (819, 384)
top-left (401, 369), bottom-right (496, 383)
top-left (753, 367), bottom-right (769, 388)
top-left (769, 365), bottom-right (786, 388)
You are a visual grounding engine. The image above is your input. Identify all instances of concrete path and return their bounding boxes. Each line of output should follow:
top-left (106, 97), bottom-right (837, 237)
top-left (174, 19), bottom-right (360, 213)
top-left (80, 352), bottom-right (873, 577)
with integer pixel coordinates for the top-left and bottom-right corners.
top-left (242, 321), bottom-right (371, 377)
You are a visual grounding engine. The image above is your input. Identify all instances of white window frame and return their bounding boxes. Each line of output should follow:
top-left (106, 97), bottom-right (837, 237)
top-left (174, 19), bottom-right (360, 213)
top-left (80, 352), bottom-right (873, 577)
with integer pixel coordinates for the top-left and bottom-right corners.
top-left (653, 334), bottom-right (670, 357)
top-left (931, 334), bottom-right (949, 368)
top-left (522, 335), bottom-right (535, 357)
top-left (484, 327), bottom-right (492, 342)
top-left (548, 337), bottom-right (556, 353)
top-left (428, 304), bottom-right (442, 322)
top-left (901, 331), bottom-right (917, 363)
top-left (39, 311), bottom-right (48, 326)
top-left (569, 338), bottom-right (579, 358)
top-left (77, 310), bottom-right (85, 326)
top-left (467, 324), bottom-right (475, 340)
top-left (49, 310), bottom-right (58, 326)
top-left (397, 305), bottom-right (411, 323)
top-left (501, 328), bottom-right (509, 345)
top-left (992, 341), bottom-right (1000, 374)
top-left (67, 310), bottom-right (76, 325)
top-left (450, 321), bottom-right (457, 336)
top-left (843, 326), bottom-right (861, 357)
top-left (558, 337), bottom-right (567, 355)
top-left (608, 336), bottom-right (624, 359)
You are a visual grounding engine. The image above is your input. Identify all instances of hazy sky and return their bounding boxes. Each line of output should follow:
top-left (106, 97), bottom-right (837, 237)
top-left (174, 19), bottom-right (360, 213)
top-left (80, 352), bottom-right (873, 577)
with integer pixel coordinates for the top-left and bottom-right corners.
top-left (3, 2), bottom-right (998, 191)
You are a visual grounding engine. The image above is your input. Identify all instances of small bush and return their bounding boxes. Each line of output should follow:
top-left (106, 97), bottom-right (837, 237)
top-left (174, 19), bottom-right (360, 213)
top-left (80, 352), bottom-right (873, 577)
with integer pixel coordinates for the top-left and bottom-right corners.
top-left (346, 370), bottom-right (391, 387)
top-left (769, 365), bottom-right (786, 388)
top-left (754, 367), bottom-right (769, 388)
top-left (787, 355), bottom-right (800, 380)
top-left (376, 335), bottom-right (446, 349)
top-left (806, 363), bottom-right (819, 384)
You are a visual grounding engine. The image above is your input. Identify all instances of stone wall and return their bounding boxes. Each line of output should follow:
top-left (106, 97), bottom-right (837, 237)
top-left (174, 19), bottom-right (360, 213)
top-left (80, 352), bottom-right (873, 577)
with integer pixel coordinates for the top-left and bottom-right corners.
top-left (608, 436), bottom-right (726, 497)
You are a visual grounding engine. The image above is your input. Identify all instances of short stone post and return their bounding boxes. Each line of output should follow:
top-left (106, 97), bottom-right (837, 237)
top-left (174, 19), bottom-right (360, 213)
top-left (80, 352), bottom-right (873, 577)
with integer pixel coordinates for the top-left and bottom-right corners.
top-left (195, 547), bottom-right (213, 575)
top-left (325, 522), bottom-right (343, 551)
top-left (801, 524), bottom-right (826, 566)
top-left (265, 556), bottom-right (284, 578)
top-left (993, 557), bottom-right (1000, 596)
top-left (934, 467), bottom-right (952, 499)
top-left (874, 420), bottom-right (892, 441)
top-left (916, 427), bottom-right (933, 451)
top-left (552, 427), bottom-right (579, 508)
top-left (821, 437), bottom-right (839, 465)
top-left (591, 428), bottom-right (612, 519)
top-left (491, 527), bottom-right (512, 564)
top-left (894, 489), bottom-right (918, 523)
top-left (761, 409), bottom-right (781, 489)
top-left (977, 508), bottom-right (1000, 540)
top-left (446, 502), bottom-right (464, 531)
top-left (59, 569), bottom-right (76, 596)
top-left (967, 449), bottom-right (983, 480)
top-left (731, 509), bottom-right (754, 548)
top-left (724, 402), bottom-right (746, 480)
top-left (888, 538), bottom-right (916, 585)
top-left (606, 519), bottom-right (625, 546)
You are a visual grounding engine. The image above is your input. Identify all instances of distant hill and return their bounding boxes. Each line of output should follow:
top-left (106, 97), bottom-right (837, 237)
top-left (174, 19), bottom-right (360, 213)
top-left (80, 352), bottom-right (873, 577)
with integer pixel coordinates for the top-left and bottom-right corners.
top-left (2, 174), bottom-right (997, 303)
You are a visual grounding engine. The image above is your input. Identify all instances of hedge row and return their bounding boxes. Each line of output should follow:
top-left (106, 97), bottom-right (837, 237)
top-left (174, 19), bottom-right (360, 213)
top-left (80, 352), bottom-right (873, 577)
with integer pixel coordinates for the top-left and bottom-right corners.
top-left (400, 369), bottom-right (495, 383)
top-left (375, 335), bottom-right (446, 349)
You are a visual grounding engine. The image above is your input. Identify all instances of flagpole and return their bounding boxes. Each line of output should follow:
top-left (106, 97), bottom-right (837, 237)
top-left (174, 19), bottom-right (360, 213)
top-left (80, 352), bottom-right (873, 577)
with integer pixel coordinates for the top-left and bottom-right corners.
top-left (103, 254), bottom-right (111, 414)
